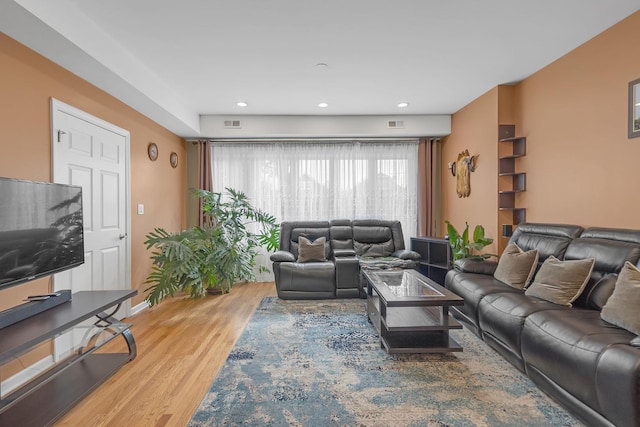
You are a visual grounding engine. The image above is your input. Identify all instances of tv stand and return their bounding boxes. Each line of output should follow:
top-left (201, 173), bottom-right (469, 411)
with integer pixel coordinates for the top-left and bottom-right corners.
top-left (0, 290), bottom-right (137, 426)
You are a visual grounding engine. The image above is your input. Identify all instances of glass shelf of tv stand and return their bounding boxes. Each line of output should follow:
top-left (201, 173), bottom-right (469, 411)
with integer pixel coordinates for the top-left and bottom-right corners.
top-left (0, 320), bottom-right (132, 406)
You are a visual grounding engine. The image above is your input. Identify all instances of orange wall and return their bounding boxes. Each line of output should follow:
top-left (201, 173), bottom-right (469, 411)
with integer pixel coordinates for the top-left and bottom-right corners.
top-left (515, 11), bottom-right (640, 228)
top-left (0, 33), bottom-right (187, 308)
top-left (443, 10), bottom-right (640, 251)
top-left (441, 87), bottom-right (499, 256)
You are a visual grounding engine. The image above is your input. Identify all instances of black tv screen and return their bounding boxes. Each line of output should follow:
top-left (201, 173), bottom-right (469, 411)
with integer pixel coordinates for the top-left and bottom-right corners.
top-left (0, 177), bottom-right (84, 290)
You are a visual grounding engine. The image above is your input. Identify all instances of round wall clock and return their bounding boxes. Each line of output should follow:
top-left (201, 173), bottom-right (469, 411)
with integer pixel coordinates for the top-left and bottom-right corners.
top-left (148, 143), bottom-right (158, 161)
top-left (170, 152), bottom-right (178, 168)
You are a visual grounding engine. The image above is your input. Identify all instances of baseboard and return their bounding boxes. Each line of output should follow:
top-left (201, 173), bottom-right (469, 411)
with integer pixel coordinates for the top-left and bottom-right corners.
top-left (130, 300), bottom-right (149, 317)
top-left (1, 355), bottom-right (54, 396)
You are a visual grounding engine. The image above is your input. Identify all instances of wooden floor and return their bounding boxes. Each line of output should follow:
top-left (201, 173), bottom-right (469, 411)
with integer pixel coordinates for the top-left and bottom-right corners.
top-left (55, 282), bottom-right (277, 427)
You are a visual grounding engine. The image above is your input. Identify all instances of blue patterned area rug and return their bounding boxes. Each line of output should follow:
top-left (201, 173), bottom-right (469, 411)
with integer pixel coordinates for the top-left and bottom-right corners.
top-left (189, 297), bottom-right (581, 427)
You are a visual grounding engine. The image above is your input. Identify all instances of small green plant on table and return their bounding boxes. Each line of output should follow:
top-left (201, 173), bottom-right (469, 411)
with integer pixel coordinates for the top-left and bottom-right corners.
top-left (444, 220), bottom-right (496, 261)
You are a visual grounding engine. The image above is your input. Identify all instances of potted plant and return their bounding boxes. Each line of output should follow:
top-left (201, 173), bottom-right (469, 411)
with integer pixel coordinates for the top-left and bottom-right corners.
top-left (444, 220), bottom-right (496, 261)
top-left (143, 188), bottom-right (279, 306)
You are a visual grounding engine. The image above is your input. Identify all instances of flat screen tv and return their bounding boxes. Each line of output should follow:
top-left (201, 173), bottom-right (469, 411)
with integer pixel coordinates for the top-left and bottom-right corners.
top-left (0, 177), bottom-right (84, 290)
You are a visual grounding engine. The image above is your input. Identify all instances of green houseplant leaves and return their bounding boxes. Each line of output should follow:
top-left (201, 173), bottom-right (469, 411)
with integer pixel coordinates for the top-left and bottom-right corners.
top-left (144, 188), bottom-right (279, 306)
top-left (444, 220), bottom-right (496, 261)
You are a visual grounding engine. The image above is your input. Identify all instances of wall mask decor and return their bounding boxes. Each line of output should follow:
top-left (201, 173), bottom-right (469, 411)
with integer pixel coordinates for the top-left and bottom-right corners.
top-left (451, 149), bottom-right (478, 198)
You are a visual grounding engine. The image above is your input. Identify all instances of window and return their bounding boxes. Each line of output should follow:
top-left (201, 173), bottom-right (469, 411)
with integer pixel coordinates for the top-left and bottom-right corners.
top-left (211, 140), bottom-right (418, 245)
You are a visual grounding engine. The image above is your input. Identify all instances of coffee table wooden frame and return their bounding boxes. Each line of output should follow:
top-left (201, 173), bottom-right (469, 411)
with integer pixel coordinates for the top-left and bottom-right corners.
top-left (365, 269), bottom-right (464, 354)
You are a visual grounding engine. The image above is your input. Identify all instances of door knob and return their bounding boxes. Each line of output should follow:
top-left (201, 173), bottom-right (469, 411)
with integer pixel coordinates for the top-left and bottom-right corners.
top-left (119, 233), bottom-right (128, 240)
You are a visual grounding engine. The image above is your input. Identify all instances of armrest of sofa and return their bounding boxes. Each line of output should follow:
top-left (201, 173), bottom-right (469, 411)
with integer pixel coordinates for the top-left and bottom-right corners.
top-left (596, 344), bottom-right (640, 427)
top-left (270, 250), bottom-right (296, 263)
top-left (454, 258), bottom-right (498, 275)
top-left (333, 248), bottom-right (356, 258)
top-left (334, 255), bottom-right (360, 293)
top-left (392, 249), bottom-right (421, 261)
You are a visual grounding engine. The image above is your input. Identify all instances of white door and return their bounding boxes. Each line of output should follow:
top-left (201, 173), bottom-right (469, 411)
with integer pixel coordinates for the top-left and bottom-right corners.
top-left (51, 99), bottom-right (131, 319)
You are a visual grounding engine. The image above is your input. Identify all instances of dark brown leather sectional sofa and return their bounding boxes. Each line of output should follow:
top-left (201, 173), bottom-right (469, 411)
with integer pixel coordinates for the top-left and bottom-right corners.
top-left (445, 223), bottom-right (640, 427)
top-left (270, 219), bottom-right (420, 299)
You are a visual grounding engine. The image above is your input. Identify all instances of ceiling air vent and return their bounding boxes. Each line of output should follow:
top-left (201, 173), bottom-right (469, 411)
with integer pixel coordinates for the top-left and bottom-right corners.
top-left (387, 120), bottom-right (404, 129)
top-left (224, 120), bottom-right (241, 129)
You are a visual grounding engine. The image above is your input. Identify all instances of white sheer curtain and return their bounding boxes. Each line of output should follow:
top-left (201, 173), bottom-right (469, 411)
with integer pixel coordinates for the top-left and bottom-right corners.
top-left (211, 140), bottom-right (419, 279)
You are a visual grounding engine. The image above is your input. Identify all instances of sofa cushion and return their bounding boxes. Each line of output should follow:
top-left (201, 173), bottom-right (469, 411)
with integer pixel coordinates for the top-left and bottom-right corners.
top-left (277, 261), bottom-right (335, 294)
top-left (352, 223), bottom-right (397, 257)
top-left (493, 243), bottom-right (539, 290)
top-left (353, 225), bottom-right (392, 242)
top-left (329, 220), bottom-right (353, 251)
top-left (601, 261), bottom-right (640, 335)
top-left (565, 228), bottom-right (640, 310)
top-left (297, 236), bottom-right (327, 263)
top-left (594, 343), bottom-right (640, 427)
top-left (507, 223), bottom-right (584, 267)
top-left (580, 227), bottom-right (640, 245)
top-left (290, 227), bottom-right (330, 259)
top-left (478, 292), bottom-right (568, 370)
top-left (564, 237), bottom-right (640, 275)
top-left (525, 256), bottom-right (594, 306)
top-left (352, 220), bottom-right (406, 252)
top-left (454, 258), bottom-right (498, 275)
top-left (575, 273), bottom-right (618, 311)
top-left (279, 221), bottom-right (329, 258)
top-left (444, 272), bottom-right (520, 334)
top-left (521, 309), bottom-right (635, 414)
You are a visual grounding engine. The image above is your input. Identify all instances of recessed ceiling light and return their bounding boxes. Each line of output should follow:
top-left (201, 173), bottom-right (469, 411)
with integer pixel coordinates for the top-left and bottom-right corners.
top-left (236, 101), bottom-right (248, 107)
top-left (397, 102), bottom-right (409, 108)
top-left (318, 102), bottom-right (329, 108)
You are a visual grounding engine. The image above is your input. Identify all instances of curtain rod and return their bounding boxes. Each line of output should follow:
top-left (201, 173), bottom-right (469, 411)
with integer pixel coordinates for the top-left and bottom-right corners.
top-left (186, 137), bottom-right (425, 144)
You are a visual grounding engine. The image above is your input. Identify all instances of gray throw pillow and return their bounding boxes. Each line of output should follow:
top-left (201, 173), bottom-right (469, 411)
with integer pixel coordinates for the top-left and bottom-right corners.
top-left (354, 240), bottom-right (394, 257)
top-left (493, 243), bottom-right (539, 289)
top-left (297, 236), bottom-right (327, 263)
top-left (601, 261), bottom-right (640, 335)
top-left (525, 256), bottom-right (595, 306)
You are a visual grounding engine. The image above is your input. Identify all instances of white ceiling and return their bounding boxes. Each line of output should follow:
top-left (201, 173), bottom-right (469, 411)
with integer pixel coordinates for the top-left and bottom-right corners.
top-left (1, 0), bottom-right (639, 137)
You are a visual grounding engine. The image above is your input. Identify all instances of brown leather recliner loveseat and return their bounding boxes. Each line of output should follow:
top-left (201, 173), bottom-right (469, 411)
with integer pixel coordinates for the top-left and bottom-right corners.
top-left (270, 219), bottom-right (420, 299)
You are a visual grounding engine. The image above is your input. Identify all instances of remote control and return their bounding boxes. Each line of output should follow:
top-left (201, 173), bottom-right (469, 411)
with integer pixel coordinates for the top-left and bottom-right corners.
top-left (26, 296), bottom-right (50, 301)
top-left (27, 292), bottom-right (61, 299)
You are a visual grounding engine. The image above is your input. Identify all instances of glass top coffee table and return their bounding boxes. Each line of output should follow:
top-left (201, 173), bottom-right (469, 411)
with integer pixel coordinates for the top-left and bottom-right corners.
top-left (364, 269), bottom-right (464, 354)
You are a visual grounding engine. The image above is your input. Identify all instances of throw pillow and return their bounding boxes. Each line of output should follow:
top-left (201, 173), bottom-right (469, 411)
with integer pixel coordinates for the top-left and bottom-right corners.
top-left (354, 240), bottom-right (394, 257)
top-left (297, 236), bottom-right (327, 263)
top-left (525, 256), bottom-right (595, 306)
top-left (297, 232), bottom-right (330, 259)
top-left (493, 243), bottom-right (539, 289)
top-left (601, 261), bottom-right (640, 335)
